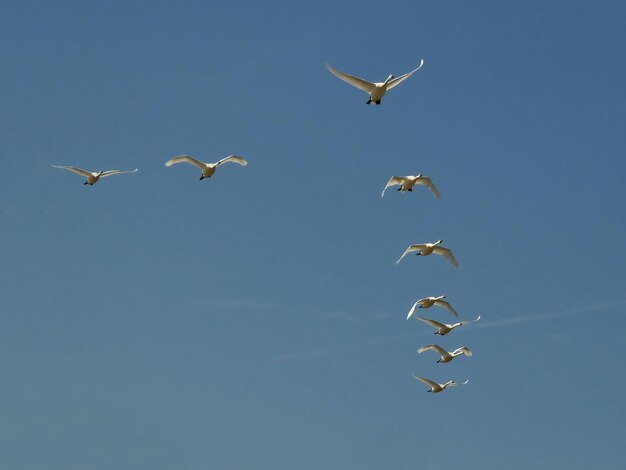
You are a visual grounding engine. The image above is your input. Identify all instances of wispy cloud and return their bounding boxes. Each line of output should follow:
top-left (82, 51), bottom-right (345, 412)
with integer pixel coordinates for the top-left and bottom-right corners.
top-left (265, 299), bottom-right (626, 362)
top-left (475, 298), bottom-right (626, 329)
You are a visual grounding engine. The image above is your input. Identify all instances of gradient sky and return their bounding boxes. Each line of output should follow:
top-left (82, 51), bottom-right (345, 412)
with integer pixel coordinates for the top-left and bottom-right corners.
top-left (2, 1), bottom-right (626, 468)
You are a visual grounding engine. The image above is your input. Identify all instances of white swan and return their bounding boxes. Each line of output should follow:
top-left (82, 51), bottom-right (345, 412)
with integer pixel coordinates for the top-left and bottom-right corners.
top-left (326, 60), bottom-right (424, 105)
top-left (406, 295), bottom-right (458, 319)
top-left (51, 165), bottom-right (138, 185)
top-left (165, 155), bottom-right (247, 180)
top-left (417, 344), bottom-right (472, 363)
top-left (414, 315), bottom-right (481, 336)
top-left (381, 174), bottom-right (440, 198)
top-left (413, 375), bottom-right (469, 393)
top-left (396, 240), bottom-right (459, 268)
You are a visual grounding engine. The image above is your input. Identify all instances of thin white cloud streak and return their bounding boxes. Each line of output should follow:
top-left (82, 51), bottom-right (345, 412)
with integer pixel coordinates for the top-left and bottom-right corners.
top-left (266, 299), bottom-right (626, 362)
top-left (474, 299), bottom-right (626, 329)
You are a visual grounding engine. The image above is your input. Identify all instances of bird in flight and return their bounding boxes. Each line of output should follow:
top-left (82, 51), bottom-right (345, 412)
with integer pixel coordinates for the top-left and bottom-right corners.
top-left (326, 60), bottom-right (424, 105)
top-left (165, 155), bottom-right (247, 180)
top-left (413, 315), bottom-right (481, 336)
top-left (406, 295), bottom-right (458, 319)
top-left (51, 165), bottom-right (138, 185)
top-left (396, 240), bottom-right (459, 268)
top-left (381, 174), bottom-right (440, 198)
top-left (417, 344), bottom-right (472, 363)
top-left (413, 375), bottom-right (469, 393)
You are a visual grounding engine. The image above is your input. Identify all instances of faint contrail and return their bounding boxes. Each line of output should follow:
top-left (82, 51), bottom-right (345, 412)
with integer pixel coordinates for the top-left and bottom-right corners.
top-left (475, 299), bottom-right (626, 329)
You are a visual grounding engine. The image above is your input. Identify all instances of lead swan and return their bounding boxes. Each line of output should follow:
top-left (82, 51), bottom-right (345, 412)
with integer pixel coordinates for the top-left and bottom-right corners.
top-left (413, 375), bottom-right (469, 393)
top-left (381, 174), bottom-right (440, 198)
top-left (326, 60), bottom-right (424, 105)
top-left (165, 155), bottom-right (247, 180)
top-left (51, 165), bottom-right (138, 185)
top-left (396, 240), bottom-right (459, 268)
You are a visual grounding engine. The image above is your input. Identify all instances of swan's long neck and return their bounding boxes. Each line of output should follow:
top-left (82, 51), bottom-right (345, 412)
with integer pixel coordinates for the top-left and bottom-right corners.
top-left (383, 74), bottom-right (394, 85)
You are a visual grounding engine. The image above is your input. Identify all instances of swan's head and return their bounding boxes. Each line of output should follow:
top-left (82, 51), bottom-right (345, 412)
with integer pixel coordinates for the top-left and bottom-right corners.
top-left (97, 170), bottom-right (104, 176)
top-left (384, 74), bottom-right (394, 85)
top-left (436, 240), bottom-right (443, 245)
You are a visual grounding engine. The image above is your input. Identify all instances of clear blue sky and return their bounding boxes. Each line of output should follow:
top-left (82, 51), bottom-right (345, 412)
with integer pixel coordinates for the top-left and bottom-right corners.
top-left (2, 1), bottom-right (625, 468)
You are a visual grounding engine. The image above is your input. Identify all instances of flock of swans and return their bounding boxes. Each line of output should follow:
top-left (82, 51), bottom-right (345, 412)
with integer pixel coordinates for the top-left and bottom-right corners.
top-left (50, 59), bottom-right (479, 394)
top-left (390, 181), bottom-right (479, 392)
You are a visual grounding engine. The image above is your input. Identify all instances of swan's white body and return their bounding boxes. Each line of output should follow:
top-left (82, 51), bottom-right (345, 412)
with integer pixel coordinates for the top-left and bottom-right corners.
top-left (414, 315), bottom-right (481, 335)
top-left (51, 165), bottom-right (138, 185)
top-left (407, 295), bottom-right (458, 319)
top-left (381, 174), bottom-right (440, 198)
top-left (413, 375), bottom-right (469, 393)
top-left (417, 344), bottom-right (472, 363)
top-left (326, 60), bottom-right (424, 105)
top-left (165, 155), bottom-right (247, 180)
top-left (396, 240), bottom-right (459, 268)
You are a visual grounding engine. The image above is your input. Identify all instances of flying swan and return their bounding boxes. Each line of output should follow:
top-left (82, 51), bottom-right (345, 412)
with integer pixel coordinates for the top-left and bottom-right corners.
top-left (381, 174), bottom-right (440, 198)
top-left (165, 155), bottom-right (247, 180)
top-left (51, 165), bottom-right (138, 185)
top-left (326, 60), bottom-right (424, 105)
top-left (413, 375), bottom-right (469, 393)
top-left (417, 344), bottom-right (472, 363)
top-left (406, 295), bottom-right (458, 320)
top-left (396, 240), bottom-right (459, 268)
top-left (413, 315), bottom-right (481, 336)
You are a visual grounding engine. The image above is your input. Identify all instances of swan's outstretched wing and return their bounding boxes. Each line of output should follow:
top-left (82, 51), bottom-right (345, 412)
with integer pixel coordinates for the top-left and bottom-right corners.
top-left (406, 300), bottom-right (421, 320)
top-left (453, 347), bottom-right (472, 357)
top-left (414, 316), bottom-right (446, 330)
top-left (461, 315), bottom-right (481, 326)
top-left (100, 169), bottom-right (138, 178)
top-left (433, 246), bottom-right (459, 268)
top-left (216, 155), bottom-right (247, 167)
top-left (417, 344), bottom-right (448, 357)
top-left (326, 64), bottom-right (376, 93)
top-left (51, 165), bottom-right (92, 178)
top-left (415, 176), bottom-right (441, 199)
top-left (165, 155), bottom-right (206, 169)
top-left (386, 59), bottom-right (424, 90)
top-left (434, 299), bottom-right (458, 317)
top-left (381, 176), bottom-right (405, 197)
top-left (450, 379), bottom-right (470, 386)
top-left (396, 244), bottom-right (425, 265)
top-left (412, 375), bottom-right (439, 389)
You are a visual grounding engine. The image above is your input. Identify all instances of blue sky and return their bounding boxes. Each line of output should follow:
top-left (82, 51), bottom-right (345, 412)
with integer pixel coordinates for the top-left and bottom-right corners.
top-left (1, 1), bottom-right (625, 468)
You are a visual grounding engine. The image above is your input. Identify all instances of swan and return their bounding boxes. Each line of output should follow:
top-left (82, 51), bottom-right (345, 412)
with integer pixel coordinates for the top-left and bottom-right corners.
top-left (165, 155), bottom-right (247, 180)
top-left (414, 315), bottom-right (481, 335)
top-left (381, 174), bottom-right (440, 198)
top-left (51, 165), bottom-right (138, 185)
top-left (413, 375), bottom-right (469, 393)
top-left (326, 60), bottom-right (424, 105)
top-left (417, 344), bottom-right (472, 363)
top-left (396, 240), bottom-right (459, 268)
top-left (406, 295), bottom-right (458, 319)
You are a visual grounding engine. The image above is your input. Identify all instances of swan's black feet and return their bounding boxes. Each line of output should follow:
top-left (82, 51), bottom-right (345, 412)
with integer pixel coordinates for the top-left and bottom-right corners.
top-left (415, 252), bottom-right (422, 256)
top-left (375, 100), bottom-right (381, 105)
top-left (396, 187), bottom-right (402, 191)
top-left (366, 98), bottom-right (372, 104)
top-left (84, 182), bottom-right (88, 185)
top-left (408, 188), bottom-right (413, 192)
top-left (199, 176), bottom-right (204, 180)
